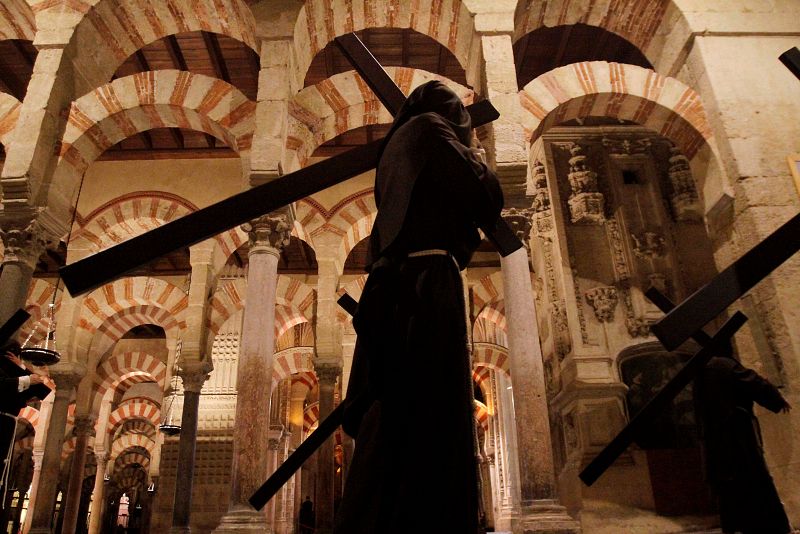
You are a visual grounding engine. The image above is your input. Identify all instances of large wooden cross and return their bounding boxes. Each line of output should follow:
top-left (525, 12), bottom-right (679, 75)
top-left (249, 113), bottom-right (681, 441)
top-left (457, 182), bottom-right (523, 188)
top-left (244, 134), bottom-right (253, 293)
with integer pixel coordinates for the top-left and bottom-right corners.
top-left (59, 34), bottom-right (522, 296)
top-left (580, 47), bottom-right (800, 485)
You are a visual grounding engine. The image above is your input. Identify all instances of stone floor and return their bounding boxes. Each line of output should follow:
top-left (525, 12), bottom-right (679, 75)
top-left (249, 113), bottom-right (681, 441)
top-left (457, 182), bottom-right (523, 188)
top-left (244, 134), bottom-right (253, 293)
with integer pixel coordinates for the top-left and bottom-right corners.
top-left (577, 499), bottom-right (720, 534)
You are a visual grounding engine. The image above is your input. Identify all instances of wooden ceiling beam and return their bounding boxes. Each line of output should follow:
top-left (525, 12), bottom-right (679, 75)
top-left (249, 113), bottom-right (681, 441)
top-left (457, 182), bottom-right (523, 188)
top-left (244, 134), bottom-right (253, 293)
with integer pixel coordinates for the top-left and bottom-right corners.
top-left (401, 29), bottom-right (409, 67)
top-left (204, 134), bottom-right (217, 148)
top-left (165, 35), bottom-right (188, 71)
top-left (202, 31), bottom-right (231, 83)
top-left (141, 131), bottom-right (154, 150)
top-left (169, 128), bottom-right (185, 149)
top-left (135, 50), bottom-right (151, 72)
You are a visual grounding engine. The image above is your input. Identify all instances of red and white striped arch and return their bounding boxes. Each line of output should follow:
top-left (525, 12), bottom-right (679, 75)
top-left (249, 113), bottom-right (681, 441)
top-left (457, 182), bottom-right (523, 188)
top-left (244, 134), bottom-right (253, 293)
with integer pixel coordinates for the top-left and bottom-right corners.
top-left (296, 189), bottom-right (372, 239)
top-left (291, 371), bottom-right (318, 400)
top-left (519, 62), bottom-right (711, 159)
top-left (0, 0), bottom-right (35, 41)
top-left (473, 316), bottom-right (508, 348)
top-left (107, 399), bottom-right (161, 435)
top-left (50, 71), bottom-right (255, 225)
top-left (207, 278), bottom-right (245, 335)
top-left (110, 433), bottom-right (155, 462)
top-left (471, 273), bottom-right (503, 313)
top-left (474, 400), bottom-right (490, 429)
top-left (476, 301), bottom-right (507, 332)
top-left (285, 67), bottom-right (474, 171)
top-left (71, 192), bottom-right (197, 256)
top-left (112, 449), bottom-right (151, 474)
top-left (473, 342), bottom-right (510, 376)
top-left (293, 0), bottom-right (475, 88)
top-left (274, 304), bottom-right (309, 340)
top-left (272, 347), bottom-right (315, 384)
top-left (513, 0), bottom-right (689, 70)
top-left (113, 419), bottom-right (157, 441)
top-left (17, 406), bottom-right (40, 432)
top-left (303, 401), bottom-right (319, 434)
top-left (276, 320), bottom-right (315, 352)
top-left (61, 0), bottom-right (257, 90)
top-left (277, 276), bottom-right (315, 321)
top-left (0, 93), bottom-right (21, 147)
top-left (94, 353), bottom-right (166, 402)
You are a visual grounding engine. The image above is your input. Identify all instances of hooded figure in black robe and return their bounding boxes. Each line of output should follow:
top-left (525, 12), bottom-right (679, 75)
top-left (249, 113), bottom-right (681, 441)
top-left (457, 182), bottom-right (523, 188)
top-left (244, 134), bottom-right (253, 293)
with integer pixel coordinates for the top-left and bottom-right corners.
top-left (334, 81), bottom-right (503, 534)
top-left (695, 352), bottom-right (793, 534)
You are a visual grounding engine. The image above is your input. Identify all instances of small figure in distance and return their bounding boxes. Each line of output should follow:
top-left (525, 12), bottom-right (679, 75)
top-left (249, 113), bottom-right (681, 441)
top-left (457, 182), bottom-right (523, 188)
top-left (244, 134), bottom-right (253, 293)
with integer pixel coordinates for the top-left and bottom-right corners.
top-left (298, 495), bottom-right (315, 534)
top-left (695, 341), bottom-right (794, 534)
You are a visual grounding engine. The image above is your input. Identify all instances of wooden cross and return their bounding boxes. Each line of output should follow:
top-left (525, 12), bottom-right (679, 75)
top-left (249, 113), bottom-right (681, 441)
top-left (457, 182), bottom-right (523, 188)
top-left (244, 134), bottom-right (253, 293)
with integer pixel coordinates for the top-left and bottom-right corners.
top-left (580, 47), bottom-right (800, 484)
top-left (58, 34), bottom-right (522, 296)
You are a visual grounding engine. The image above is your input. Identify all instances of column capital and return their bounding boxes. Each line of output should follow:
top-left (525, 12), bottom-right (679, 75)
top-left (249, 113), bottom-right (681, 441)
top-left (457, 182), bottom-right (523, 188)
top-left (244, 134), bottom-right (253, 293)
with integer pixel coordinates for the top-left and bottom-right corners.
top-left (178, 361), bottom-right (211, 393)
top-left (72, 414), bottom-right (97, 438)
top-left (49, 362), bottom-right (87, 392)
top-left (502, 207), bottom-right (534, 250)
top-left (241, 209), bottom-right (293, 255)
top-left (94, 450), bottom-right (109, 465)
top-left (0, 216), bottom-right (50, 269)
top-left (314, 363), bottom-right (341, 385)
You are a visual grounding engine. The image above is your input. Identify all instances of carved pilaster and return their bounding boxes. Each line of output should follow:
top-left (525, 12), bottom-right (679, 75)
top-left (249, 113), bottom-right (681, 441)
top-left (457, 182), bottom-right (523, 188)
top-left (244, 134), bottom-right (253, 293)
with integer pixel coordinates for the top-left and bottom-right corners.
top-left (584, 286), bottom-right (618, 323)
top-left (563, 144), bottom-right (604, 225)
top-left (241, 211), bottom-right (292, 256)
top-left (667, 146), bottom-right (702, 221)
top-left (601, 136), bottom-right (651, 156)
top-left (529, 160), bottom-right (553, 234)
top-left (631, 231), bottom-right (666, 259)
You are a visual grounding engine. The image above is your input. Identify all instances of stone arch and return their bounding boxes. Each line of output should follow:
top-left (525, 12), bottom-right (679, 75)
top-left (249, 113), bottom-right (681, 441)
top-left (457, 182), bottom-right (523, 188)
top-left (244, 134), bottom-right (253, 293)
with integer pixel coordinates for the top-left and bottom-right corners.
top-left (17, 406), bottom-right (39, 431)
top-left (272, 347), bottom-right (314, 384)
top-left (107, 400), bottom-right (161, 435)
top-left (20, 278), bottom-right (62, 344)
top-left (303, 401), bottom-right (319, 434)
top-left (274, 304), bottom-right (309, 340)
top-left (94, 351), bottom-right (167, 397)
top-left (513, 0), bottom-right (690, 72)
top-left (293, 0), bottom-right (476, 89)
top-left (471, 272), bottom-right (504, 312)
top-left (520, 61), bottom-right (727, 218)
top-left (291, 371), bottom-right (317, 399)
top-left (113, 419), bottom-right (157, 441)
top-left (0, 0), bottom-right (35, 41)
top-left (112, 449), bottom-right (150, 474)
top-left (63, 0), bottom-right (257, 91)
top-left (473, 342), bottom-right (510, 375)
top-left (0, 93), bottom-right (21, 147)
top-left (473, 316), bottom-right (508, 348)
top-left (476, 301), bottom-right (507, 332)
top-left (47, 71), bottom-right (255, 225)
top-left (276, 322), bottom-right (315, 352)
top-left (77, 277), bottom-right (187, 359)
top-left (110, 433), bottom-right (155, 462)
top-left (285, 67), bottom-right (473, 170)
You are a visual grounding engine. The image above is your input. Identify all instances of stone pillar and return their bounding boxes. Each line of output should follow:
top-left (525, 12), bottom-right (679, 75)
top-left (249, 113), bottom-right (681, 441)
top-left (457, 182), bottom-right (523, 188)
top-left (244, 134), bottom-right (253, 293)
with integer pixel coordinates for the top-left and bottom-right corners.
top-left (87, 452), bottom-right (108, 534)
top-left (61, 414), bottom-right (96, 534)
top-left (0, 216), bottom-right (48, 324)
top-left (170, 364), bottom-right (210, 534)
top-left (22, 450), bottom-right (44, 534)
top-left (265, 427), bottom-right (283, 528)
top-left (501, 248), bottom-right (579, 533)
top-left (289, 394), bottom-right (305, 533)
top-left (314, 364), bottom-right (339, 534)
top-left (214, 212), bottom-right (291, 533)
top-left (29, 364), bottom-right (85, 534)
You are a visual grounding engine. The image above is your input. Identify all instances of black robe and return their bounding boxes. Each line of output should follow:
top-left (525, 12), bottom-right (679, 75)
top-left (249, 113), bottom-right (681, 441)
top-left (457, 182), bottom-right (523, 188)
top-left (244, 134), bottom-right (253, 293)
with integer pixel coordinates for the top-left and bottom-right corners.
top-left (695, 356), bottom-right (792, 534)
top-left (335, 83), bottom-right (502, 534)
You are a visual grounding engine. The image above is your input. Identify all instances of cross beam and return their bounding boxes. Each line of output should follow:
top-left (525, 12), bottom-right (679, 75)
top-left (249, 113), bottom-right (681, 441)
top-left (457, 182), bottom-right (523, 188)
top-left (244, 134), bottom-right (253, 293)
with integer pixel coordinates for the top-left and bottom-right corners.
top-left (59, 34), bottom-right (519, 296)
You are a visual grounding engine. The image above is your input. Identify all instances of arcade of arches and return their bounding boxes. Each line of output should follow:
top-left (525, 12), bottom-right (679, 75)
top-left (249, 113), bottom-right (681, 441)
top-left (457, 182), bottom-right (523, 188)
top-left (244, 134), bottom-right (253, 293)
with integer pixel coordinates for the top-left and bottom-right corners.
top-left (0, 1), bottom-right (798, 533)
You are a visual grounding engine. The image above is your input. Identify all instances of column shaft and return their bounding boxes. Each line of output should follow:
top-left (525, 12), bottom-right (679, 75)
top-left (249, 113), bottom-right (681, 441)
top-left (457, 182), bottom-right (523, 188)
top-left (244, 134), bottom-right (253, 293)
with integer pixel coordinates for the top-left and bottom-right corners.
top-left (314, 365), bottom-right (338, 534)
top-left (87, 453), bottom-right (108, 534)
top-left (61, 415), bottom-right (96, 534)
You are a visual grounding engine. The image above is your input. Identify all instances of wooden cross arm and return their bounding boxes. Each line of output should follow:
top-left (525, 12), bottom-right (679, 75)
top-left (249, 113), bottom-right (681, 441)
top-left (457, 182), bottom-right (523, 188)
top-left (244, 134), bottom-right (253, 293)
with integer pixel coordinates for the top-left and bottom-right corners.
top-left (650, 212), bottom-right (800, 351)
top-left (0, 309), bottom-right (31, 345)
top-left (579, 310), bottom-right (748, 486)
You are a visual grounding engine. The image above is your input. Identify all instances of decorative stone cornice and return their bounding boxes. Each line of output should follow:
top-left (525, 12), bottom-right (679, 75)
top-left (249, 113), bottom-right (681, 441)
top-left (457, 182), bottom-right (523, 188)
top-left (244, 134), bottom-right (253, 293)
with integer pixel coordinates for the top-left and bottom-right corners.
top-left (241, 210), bottom-right (292, 255)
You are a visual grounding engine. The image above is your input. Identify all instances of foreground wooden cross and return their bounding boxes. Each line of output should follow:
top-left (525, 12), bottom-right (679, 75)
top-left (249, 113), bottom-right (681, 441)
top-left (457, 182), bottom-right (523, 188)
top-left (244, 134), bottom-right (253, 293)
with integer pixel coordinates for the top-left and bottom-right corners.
top-left (59, 34), bottom-right (521, 296)
top-left (581, 48), bottom-right (800, 485)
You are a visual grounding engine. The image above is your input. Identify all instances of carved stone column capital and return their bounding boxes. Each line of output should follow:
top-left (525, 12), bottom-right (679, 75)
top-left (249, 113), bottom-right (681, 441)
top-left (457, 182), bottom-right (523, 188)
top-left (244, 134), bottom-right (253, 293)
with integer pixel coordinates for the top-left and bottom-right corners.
top-left (72, 414), bottom-right (96, 438)
top-left (501, 207), bottom-right (534, 249)
top-left (584, 286), bottom-right (619, 323)
top-left (241, 210), bottom-right (292, 256)
top-left (315, 363), bottom-right (341, 385)
top-left (95, 451), bottom-right (109, 466)
top-left (0, 217), bottom-right (50, 268)
top-left (49, 362), bottom-right (87, 394)
top-left (178, 366), bottom-right (210, 393)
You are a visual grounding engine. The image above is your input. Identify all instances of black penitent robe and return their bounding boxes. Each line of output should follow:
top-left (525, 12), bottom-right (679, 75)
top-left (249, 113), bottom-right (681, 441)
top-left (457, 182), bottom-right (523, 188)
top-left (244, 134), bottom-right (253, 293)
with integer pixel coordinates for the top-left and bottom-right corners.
top-left (335, 82), bottom-right (502, 534)
top-left (696, 356), bottom-right (792, 534)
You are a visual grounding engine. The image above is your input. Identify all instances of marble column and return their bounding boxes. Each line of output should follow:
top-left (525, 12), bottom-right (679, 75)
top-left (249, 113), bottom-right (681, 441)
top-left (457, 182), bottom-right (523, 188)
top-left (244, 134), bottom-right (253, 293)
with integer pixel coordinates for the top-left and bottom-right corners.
top-left (501, 248), bottom-right (579, 533)
top-left (214, 212), bottom-right (291, 533)
top-left (289, 395), bottom-right (305, 534)
top-left (87, 452), bottom-right (108, 534)
top-left (22, 450), bottom-right (43, 534)
top-left (170, 364), bottom-right (210, 534)
top-left (29, 365), bottom-right (85, 534)
top-left (61, 414), bottom-right (96, 534)
top-left (0, 216), bottom-right (47, 324)
top-left (314, 364), bottom-right (339, 534)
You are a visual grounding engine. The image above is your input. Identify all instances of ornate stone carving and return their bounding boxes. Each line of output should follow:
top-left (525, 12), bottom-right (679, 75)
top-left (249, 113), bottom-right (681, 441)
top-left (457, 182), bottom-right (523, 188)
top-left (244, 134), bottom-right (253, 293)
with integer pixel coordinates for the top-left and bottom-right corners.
top-left (529, 160), bottom-right (554, 234)
top-left (584, 286), bottom-right (618, 323)
top-left (571, 265), bottom-right (590, 344)
top-left (72, 415), bottom-right (97, 438)
top-left (179, 368), bottom-right (210, 393)
top-left (602, 136), bottom-right (652, 156)
top-left (563, 144), bottom-right (604, 224)
top-left (667, 147), bottom-right (702, 221)
top-left (551, 301), bottom-right (571, 362)
top-left (241, 212), bottom-right (292, 253)
top-left (648, 273), bottom-right (668, 294)
top-left (501, 207), bottom-right (534, 248)
top-left (626, 317), bottom-right (654, 338)
top-left (0, 218), bottom-right (49, 267)
top-left (563, 413), bottom-right (579, 451)
top-left (631, 231), bottom-right (666, 259)
top-left (315, 363), bottom-right (341, 385)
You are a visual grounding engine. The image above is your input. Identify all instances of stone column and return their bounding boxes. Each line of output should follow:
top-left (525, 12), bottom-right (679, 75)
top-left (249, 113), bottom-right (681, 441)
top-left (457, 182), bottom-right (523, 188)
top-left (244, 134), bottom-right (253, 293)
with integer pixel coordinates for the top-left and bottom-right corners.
top-left (214, 212), bottom-right (291, 533)
top-left (22, 450), bottom-right (44, 534)
top-left (87, 452), bottom-right (108, 534)
top-left (29, 364), bottom-right (85, 534)
top-left (501, 248), bottom-right (579, 533)
top-left (314, 364), bottom-right (339, 534)
top-left (289, 394), bottom-right (305, 533)
top-left (61, 414), bottom-right (96, 534)
top-left (265, 427), bottom-right (283, 528)
top-left (170, 363), bottom-right (210, 534)
top-left (0, 216), bottom-right (48, 324)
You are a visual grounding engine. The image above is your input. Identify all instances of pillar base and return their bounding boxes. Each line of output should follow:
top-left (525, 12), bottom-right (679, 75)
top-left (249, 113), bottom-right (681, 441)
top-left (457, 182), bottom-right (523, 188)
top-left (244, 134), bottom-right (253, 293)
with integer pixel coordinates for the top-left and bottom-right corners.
top-left (514, 500), bottom-right (581, 534)
top-left (213, 506), bottom-right (272, 533)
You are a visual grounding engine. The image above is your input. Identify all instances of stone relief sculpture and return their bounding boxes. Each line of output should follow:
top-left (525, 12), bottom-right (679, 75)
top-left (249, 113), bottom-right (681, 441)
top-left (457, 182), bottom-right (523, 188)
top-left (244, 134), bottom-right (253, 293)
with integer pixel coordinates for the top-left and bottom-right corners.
top-left (562, 143), bottom-right (605, 224)
top-left (584, 286), bottom-right (618, 323)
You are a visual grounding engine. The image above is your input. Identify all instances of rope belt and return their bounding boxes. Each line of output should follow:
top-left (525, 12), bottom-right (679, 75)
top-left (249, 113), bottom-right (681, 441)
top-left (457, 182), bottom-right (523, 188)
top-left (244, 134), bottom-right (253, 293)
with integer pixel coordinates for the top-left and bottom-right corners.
top-left (407, 248), bottom-right (459, 270)
top-left (1, 412), bottom-right (18, 505)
